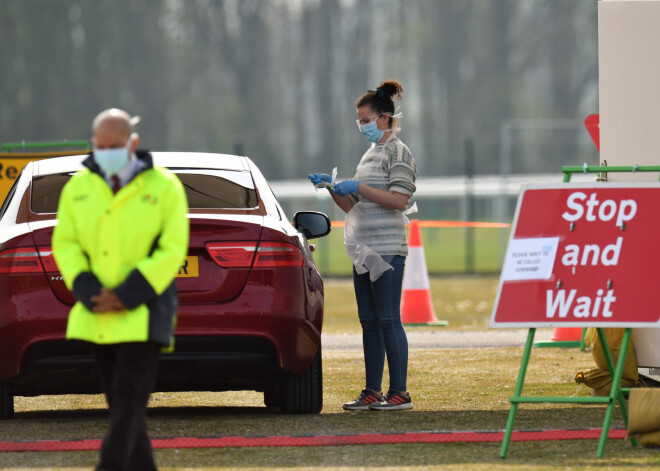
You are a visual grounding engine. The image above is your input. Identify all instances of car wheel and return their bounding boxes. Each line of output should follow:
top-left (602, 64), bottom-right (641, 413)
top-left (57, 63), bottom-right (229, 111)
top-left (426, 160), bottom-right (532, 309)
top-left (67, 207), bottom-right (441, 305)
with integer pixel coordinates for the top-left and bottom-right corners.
top-left (279, 342), bottom-right (322, 414)
top-left (263, 387), bottom-right (280, 408)
top-left (0, 381), bottom-right (14, 419)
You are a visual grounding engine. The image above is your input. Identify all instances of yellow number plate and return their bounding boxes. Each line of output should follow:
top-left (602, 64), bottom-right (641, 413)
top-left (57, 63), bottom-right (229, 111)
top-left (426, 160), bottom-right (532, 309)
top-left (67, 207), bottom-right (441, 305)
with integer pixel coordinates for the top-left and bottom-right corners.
top-left (177, 256), bottom-right (199, 278)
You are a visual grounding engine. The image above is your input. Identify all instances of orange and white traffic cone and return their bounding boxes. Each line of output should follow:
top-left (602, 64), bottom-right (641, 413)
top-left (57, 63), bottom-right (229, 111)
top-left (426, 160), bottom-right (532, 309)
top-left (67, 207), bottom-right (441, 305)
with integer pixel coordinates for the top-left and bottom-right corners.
top-left (534, 327), bottom-right (586, 349)
top-left (550, 328), bottom-right (583, 342)
top-left (400, 219), bottom-right (448, 326)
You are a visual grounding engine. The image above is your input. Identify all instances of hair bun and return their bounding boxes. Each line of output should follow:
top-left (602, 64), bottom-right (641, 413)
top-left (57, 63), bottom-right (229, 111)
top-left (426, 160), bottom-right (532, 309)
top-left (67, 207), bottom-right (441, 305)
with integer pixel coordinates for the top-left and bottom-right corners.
top-left (375, 80), bottom-right (403, 101)
top-left (355, 80), bottom-right (403, 119)
top-left (370, 87), bottom-right (391, 99)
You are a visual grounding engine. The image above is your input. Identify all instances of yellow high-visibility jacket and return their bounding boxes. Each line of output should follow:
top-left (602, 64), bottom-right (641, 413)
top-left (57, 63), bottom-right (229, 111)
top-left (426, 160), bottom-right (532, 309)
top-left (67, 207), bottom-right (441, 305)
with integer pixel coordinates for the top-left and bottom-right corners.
top-left (52, 151), bottom-right (189, 346)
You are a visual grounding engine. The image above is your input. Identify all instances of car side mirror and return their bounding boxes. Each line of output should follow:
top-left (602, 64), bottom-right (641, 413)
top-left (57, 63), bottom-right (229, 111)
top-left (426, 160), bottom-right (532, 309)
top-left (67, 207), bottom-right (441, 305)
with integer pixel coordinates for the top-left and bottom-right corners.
top-left (293, 211), bottom-right (331, 239)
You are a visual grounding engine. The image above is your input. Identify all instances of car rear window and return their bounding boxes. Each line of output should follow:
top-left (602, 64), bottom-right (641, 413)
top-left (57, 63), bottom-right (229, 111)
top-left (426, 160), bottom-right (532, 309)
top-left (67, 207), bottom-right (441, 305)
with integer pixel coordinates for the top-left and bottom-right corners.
top-left (31, 173), bottom-right (73, 213)
top-left (175, 170), bottom-right (258, 209)
top-left (31, 170), bottom-right (259, 213)
top-left (0, 173), bottom-right (22, 221)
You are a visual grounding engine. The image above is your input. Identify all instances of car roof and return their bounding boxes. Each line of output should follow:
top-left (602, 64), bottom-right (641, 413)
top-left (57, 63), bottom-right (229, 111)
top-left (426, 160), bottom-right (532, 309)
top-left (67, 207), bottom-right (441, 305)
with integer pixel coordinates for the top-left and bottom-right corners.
top-left (33, 152), bottom-right (249, 176)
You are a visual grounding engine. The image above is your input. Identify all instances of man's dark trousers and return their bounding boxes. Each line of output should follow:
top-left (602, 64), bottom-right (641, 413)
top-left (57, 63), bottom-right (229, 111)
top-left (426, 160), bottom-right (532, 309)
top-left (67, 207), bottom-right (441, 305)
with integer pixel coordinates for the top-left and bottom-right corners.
top-left (91, 342), bottom-right (161, 471)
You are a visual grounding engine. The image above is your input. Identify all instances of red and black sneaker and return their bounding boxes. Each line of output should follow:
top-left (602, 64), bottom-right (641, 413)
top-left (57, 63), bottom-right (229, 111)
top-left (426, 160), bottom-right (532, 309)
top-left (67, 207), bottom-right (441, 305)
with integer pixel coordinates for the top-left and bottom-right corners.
top-left (343, 389), bottom-right (385, 411)
top-left (369, 390), bottom-right (414, 411)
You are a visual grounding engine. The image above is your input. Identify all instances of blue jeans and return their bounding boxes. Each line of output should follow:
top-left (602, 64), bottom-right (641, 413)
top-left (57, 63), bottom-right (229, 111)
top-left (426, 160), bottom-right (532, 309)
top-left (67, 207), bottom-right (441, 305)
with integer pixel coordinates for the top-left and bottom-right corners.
top-left (353, 255), bottom-right (408, 392)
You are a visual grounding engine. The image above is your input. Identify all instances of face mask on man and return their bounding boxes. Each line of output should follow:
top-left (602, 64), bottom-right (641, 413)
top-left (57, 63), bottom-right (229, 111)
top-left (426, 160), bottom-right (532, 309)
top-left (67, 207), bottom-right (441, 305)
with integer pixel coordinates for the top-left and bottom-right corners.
top-left (94, 134), bottom-right (136, 176)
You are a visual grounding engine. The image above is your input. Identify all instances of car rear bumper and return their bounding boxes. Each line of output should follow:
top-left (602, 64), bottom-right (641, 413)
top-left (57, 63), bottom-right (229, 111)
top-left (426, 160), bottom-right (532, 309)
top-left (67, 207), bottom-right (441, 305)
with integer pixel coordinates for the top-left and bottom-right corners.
top-left (175, 308), bottom-right (321, 375)
top-left (11, 335), bottom-right (287, 396)
top-left (1, 276), bottom-right (322, 393)
top-left (2, 312), bottom-right (320, 396)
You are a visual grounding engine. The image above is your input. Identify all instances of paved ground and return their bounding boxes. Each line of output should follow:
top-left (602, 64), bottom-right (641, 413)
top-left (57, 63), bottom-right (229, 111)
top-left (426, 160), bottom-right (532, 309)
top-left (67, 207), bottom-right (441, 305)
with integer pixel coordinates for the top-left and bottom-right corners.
top-left (322, 329), bottom-right (549, 350)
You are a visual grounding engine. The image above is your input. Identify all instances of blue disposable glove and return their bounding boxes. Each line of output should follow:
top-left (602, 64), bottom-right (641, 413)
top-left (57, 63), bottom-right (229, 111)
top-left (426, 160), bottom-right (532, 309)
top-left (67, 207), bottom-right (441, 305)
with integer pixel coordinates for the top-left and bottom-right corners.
top-left (308, 173), bottom-right (332, 187)
top-left (332, 180), bottom-right (360, 197)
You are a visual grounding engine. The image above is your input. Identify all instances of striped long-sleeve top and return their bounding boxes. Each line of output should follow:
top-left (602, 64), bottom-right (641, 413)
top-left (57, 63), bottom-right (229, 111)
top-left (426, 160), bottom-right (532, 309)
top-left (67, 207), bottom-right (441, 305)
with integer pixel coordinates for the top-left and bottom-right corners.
top-left (347, 137), bottom-right (418, 257)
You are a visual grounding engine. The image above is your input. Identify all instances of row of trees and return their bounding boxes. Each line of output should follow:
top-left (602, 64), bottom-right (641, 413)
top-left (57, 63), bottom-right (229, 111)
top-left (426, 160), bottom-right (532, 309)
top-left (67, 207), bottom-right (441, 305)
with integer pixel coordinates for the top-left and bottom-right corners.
top-left (1, 0), bottom-right (599, 179)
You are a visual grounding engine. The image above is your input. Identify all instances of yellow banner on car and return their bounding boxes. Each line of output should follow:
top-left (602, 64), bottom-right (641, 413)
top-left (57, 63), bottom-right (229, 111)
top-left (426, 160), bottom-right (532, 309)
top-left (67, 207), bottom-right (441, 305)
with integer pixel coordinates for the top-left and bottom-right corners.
top-left (0, 151), bottom-right (89, 201)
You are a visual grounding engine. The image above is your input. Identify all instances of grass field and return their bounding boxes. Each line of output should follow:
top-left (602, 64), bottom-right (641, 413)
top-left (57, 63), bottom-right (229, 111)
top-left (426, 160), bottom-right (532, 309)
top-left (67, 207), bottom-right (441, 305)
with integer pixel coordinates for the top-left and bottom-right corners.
top-left (1, 276), bottom-right (658, 470)
top-left (322, 277), bottom-right (499, 333)
top-left (313, 227), bottom-right (509, 276)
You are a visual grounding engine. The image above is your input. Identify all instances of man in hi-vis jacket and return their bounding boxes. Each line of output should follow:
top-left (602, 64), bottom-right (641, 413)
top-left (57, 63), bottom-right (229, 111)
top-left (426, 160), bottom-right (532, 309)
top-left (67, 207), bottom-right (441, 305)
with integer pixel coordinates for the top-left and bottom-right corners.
top-left (53, 109), bottom-right (189, 471)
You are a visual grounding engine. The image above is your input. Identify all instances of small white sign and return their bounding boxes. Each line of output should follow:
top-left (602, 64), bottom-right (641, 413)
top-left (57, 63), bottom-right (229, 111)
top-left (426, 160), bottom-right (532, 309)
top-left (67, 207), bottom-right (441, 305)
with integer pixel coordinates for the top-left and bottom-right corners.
top-left (501, 237), bottom-right (560, 282)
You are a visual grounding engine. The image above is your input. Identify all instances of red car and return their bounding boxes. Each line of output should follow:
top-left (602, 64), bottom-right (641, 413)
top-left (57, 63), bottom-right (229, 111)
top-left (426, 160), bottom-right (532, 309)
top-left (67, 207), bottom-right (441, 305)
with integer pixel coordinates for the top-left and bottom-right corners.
top-left (0, 152), bottom-right (330, 418)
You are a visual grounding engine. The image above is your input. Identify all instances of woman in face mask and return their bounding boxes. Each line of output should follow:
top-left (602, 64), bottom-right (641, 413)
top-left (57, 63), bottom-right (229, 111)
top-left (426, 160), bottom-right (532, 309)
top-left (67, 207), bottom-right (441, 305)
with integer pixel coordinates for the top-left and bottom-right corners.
top-left (308, 80), bottom-right (418, 411)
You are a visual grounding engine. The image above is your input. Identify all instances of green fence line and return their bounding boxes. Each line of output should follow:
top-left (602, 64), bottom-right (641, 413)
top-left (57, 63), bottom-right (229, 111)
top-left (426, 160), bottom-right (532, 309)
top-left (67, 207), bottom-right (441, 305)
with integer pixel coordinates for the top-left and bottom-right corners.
top-left (2, 140), bottom-right (89, 153)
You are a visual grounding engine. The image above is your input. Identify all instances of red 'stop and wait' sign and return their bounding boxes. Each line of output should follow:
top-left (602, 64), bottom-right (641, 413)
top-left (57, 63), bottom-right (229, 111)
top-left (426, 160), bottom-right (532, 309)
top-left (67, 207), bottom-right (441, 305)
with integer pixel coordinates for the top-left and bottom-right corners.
top-left (490, 184), bottom-right (660, 328)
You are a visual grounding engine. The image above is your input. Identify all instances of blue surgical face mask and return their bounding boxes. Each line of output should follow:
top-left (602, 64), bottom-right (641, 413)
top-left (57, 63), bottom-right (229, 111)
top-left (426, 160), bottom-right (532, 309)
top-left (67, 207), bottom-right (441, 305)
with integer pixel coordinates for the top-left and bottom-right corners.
top-left (360, 119), bottom-right (385, 143)
top-left (94, 135), bottom-right (134, 176)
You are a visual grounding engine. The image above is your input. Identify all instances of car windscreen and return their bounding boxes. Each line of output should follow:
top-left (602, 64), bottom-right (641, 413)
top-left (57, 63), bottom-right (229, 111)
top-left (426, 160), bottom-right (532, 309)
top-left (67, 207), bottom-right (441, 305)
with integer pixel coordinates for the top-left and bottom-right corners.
top-left (31, 169), bottom-right (259, 213)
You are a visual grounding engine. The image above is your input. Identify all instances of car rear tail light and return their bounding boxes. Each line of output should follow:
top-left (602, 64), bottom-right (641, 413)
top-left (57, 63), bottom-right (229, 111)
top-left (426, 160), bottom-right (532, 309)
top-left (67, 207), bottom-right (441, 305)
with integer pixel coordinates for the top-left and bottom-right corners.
top-left (206, 241), bottom-right (303, 268)
top-left (205, 242), bottom-right (257, 268)
top-left (253, 242), bottom-right (304, 267)
top-left (0, 246), bottom-right (58, 274)
top-left (37, 247), bottom-right (59, 271)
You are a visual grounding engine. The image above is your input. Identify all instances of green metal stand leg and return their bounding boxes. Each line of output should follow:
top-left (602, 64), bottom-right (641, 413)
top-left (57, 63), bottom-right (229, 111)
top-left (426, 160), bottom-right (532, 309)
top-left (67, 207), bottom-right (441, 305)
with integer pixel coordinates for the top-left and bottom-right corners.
top-left (595, 329), bottom-right (631, 422)
top-left (596, 328), bottom-right (616, 385)
top-left (500, 328), bottom-right (536, 459)
top-left (579, 327), bottom-right (587, 351)
top-left (596, 328), bottom-right (633, 457)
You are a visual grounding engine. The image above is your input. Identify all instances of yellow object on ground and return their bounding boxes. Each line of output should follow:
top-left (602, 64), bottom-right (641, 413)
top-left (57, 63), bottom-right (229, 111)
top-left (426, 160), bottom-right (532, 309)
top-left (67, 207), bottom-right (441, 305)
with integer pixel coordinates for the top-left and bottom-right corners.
top-left (575, 328), bottom-right (641, 396)
top-left (628, 388), bottom-right (660, 447)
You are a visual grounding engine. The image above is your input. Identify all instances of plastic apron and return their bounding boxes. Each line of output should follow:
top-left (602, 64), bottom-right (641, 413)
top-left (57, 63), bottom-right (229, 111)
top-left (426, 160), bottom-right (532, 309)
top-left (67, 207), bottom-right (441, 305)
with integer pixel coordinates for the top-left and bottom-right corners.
top-left (344, 137), bottom-right (417, 281)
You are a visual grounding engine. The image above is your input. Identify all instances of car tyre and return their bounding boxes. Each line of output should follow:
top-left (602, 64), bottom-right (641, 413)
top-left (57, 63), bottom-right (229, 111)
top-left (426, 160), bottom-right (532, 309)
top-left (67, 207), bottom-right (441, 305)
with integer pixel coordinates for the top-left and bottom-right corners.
top-left (263, 388), bottom-right (280, 408)
top-left (279, 342), bottom-right (322, 414)
top-left (0, 381), bottom-right (14, 420)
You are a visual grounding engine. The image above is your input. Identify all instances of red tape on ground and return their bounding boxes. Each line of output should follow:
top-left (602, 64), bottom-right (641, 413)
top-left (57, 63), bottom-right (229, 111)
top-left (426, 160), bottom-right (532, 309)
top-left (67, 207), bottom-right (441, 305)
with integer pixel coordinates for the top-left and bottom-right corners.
top-left (0, 429), bottom-right (627, 453)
